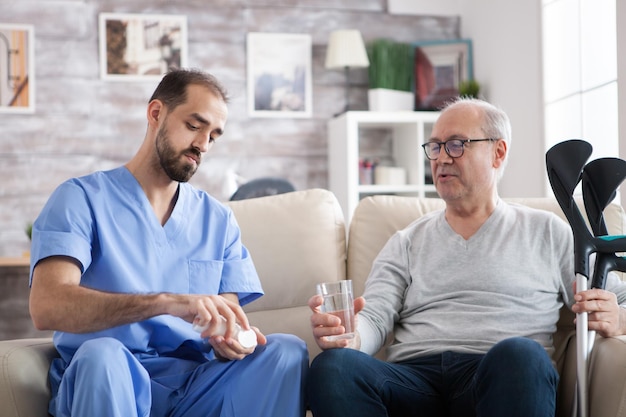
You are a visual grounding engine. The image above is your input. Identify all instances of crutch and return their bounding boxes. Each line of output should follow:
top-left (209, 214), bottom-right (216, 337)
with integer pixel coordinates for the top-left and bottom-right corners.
top-left (581, 157), bottom-right (626, 290)
top-left (546, 140), bottom-right (626, 417)
top-left (546, 139), bottom-right (594, 417)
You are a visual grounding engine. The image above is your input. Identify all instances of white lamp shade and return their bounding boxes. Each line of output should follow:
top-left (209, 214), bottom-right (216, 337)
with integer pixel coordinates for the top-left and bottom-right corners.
top-left (325, 29), bottom-right (370, 69)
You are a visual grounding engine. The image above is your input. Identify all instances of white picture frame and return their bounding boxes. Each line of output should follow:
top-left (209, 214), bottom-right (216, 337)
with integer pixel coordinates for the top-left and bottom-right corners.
top-left (0, 24), bottom-right (35, 114)
top-left (247, 32), bottom-right (312, 118)
top-left (99, 13), bottom-right (188, 81)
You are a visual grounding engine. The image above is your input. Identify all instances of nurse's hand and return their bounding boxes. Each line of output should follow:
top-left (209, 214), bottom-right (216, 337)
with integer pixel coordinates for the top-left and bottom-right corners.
top-left (179, 293), bottom-right (266, 360)
top-left (209, 327), bottom-right (266, 361)
top-left (174, 293), bottom-right (248, 329)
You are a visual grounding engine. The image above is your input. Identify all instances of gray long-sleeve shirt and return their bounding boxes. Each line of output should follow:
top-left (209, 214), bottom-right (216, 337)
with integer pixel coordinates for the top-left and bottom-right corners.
top-left (358, 200), bottom-right (626, 363)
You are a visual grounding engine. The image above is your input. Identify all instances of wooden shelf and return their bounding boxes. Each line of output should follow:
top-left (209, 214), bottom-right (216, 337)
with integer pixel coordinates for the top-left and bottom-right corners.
top-left (0, 256), bottom-right (30, 267)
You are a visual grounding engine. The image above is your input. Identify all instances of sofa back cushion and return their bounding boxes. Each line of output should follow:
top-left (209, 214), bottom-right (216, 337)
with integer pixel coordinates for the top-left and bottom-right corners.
top-left (347, 196), bottom-right (445, 296)
top-left (226, 188), bottom-right (346, 358)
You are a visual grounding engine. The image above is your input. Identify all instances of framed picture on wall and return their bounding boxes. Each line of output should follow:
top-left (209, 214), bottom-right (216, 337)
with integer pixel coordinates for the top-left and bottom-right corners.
top-left (413, 39), bottom-right (473, 110)
top-left (0, 24), bottom-right (35, 114)
top-left (247, 32), bottom-right (312, 118)
top-left (99, 13), bottom-right (188, 81)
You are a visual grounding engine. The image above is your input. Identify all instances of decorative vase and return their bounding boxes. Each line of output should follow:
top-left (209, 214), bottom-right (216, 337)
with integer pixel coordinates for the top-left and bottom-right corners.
top-left (368, 88), bottom-right (414, 112)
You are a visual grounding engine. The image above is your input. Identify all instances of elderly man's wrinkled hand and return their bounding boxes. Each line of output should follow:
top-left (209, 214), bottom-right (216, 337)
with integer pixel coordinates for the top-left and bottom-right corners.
top-left (573, 288), bottom-right (623, 337)
top-left (308, 294), bottom-right (365, 350)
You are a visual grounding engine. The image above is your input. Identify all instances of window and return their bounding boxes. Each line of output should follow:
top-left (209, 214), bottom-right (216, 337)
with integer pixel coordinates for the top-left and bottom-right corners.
top-left (542, 0), bottom-right (617, 162)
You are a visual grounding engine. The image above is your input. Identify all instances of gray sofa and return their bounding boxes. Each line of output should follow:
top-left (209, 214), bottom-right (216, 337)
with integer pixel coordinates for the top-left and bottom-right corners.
top-left (2, 188), bottom-right (626, 417)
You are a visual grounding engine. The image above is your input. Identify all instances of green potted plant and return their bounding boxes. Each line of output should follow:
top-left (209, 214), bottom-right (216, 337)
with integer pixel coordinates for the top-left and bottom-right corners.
top-left (458, 79), bottom-right (481, 98)
top-left (366, 39), bottom-right (414, 111)
top-left (25, 222), bottom-right (32, 241)
top-left (23, 222), bottom-right (33, 258)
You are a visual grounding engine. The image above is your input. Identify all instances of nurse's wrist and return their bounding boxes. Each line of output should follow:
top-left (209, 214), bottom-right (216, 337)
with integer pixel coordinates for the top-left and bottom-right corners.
top-left (154, 292), bottom-right (180, 317)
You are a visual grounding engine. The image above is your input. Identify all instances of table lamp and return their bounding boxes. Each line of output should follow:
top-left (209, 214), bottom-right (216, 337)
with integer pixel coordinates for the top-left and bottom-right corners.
top-left (325, 29), bottom-right (370, 115)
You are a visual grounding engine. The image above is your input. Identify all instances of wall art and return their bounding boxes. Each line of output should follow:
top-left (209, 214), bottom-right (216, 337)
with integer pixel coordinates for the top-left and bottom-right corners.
top-left (99, 13), bottom-right (187, 81)
top-left (413, 39), bottom-right (473, 110)
top-left (0, 24), bottom-right (34, 113)
top-left (247, 32), bottom-right (312, 118)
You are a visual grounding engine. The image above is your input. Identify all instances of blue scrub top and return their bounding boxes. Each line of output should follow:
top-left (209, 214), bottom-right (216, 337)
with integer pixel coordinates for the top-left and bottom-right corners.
top-left (30, 167), bottom-right (263, 362)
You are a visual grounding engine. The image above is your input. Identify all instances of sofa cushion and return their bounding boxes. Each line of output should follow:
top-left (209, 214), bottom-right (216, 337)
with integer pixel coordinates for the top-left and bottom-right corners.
top-left (0, 338), bottom-right (59, 417)
top-left (226, 188), bottom-right (346, 359)
top-left (347, 195), bottom-right (445, 296)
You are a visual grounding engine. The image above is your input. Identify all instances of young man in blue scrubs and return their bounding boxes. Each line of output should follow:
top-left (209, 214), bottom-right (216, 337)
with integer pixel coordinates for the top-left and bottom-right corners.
top-left (29, 69), bottom-right (308, 417)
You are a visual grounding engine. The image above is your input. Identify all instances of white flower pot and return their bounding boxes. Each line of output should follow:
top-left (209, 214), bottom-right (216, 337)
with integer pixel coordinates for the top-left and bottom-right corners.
top-left (368, 88), bottom-right (414, 112)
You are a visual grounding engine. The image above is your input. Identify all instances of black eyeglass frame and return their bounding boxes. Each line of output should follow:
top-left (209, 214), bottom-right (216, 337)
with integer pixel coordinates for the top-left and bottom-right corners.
top-left (421, 138), bottom-right (497, 160)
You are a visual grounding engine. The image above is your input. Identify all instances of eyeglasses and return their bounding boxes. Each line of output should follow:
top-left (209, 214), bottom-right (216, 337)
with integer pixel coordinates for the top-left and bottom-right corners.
top-left (421, 138), bottom-right (497, 160)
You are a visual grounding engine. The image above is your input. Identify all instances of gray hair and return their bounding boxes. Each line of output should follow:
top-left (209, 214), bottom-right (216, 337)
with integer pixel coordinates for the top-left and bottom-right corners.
top-left (440, 97), bottom-right (512, 178)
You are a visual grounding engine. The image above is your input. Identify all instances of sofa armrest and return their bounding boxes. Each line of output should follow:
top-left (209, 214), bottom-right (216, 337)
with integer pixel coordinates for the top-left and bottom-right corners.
top-left (589, 336), bottom-right (626, 417)
top-left (0, 338), bottom-right (57, 417)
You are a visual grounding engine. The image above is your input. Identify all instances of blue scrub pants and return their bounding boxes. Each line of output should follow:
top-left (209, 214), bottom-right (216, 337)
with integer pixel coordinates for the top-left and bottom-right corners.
top-left (307, 337), bottom-right (558, 417)
top-left (49, 334), bottom-right (308, 417)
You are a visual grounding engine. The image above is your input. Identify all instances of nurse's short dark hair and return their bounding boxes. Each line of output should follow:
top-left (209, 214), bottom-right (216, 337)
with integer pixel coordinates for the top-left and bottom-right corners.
top-left (149, 68), bottom-right (229, 109)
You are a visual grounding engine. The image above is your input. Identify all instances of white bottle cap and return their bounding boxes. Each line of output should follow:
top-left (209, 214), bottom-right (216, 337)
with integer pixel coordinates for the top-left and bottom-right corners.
top-left (237, 328), bottom-right (258, 349)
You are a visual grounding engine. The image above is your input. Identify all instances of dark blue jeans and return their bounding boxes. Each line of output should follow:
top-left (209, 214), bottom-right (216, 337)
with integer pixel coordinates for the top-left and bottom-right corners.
top-left (307, 337), bottom-right (558, 417)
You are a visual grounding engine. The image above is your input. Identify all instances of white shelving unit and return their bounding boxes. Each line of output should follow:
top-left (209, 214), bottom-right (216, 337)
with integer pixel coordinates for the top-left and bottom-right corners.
top-left (327, 111), bottom-right (440, 221)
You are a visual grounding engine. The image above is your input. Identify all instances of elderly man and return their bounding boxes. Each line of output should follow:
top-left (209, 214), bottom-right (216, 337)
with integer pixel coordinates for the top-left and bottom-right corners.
top-left (307, 98), bottom-right (626, 417)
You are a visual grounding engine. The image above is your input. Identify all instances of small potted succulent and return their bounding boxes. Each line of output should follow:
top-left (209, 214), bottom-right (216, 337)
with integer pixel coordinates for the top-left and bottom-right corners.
top-left (458, 79), bottom-right (481, 98)
top-left (23, 222), bottom-right (33, 258)
top-left (25, 222), bottom-right (32, 240)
